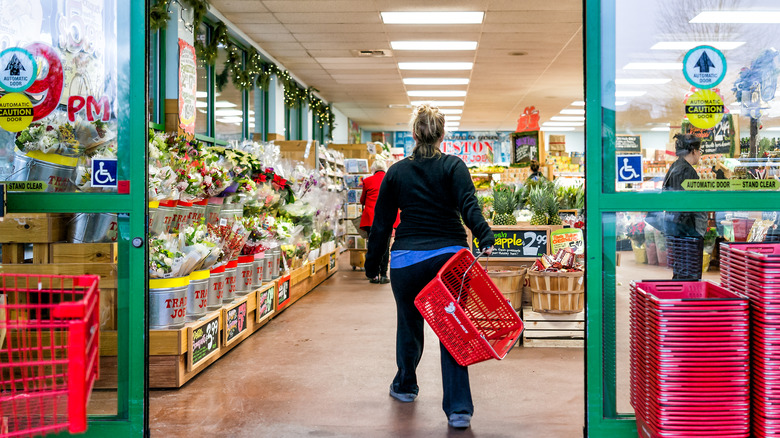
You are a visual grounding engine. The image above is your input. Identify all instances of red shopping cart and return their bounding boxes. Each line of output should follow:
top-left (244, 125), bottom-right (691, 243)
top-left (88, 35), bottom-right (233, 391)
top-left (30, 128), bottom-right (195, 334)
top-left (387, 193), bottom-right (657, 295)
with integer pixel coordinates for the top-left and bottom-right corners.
top-left (414, 249), bottom-right (524, 366)
top-left (0, 274), bottom-right (100, 437)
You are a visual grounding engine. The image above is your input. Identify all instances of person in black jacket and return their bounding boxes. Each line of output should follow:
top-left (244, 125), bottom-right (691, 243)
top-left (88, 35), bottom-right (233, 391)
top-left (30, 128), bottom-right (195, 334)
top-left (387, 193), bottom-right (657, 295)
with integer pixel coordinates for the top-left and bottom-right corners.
top-left (364, 103), bottom-right (494, 430)
top-left (662, 133), bottom-right (708, 279)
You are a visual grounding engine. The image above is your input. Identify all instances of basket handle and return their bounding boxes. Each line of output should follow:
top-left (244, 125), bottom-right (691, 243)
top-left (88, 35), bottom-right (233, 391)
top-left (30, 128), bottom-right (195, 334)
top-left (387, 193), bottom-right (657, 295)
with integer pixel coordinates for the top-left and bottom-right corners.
top-left (456, 247), bottom-right (491, 303)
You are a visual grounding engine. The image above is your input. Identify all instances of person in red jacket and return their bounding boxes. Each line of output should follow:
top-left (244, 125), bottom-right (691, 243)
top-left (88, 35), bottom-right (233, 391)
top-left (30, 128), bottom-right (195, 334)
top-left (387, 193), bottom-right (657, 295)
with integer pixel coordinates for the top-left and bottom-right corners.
top-left (360, 159), bottom-right (397, 283)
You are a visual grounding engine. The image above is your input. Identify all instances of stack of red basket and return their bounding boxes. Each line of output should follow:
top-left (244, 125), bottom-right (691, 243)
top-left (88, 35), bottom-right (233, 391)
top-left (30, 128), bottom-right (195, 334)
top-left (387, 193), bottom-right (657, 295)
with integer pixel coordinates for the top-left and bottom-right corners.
top-left (741, 244), bottom-right (780, 437)
top-left (630, 280), bottom-right (750, 438)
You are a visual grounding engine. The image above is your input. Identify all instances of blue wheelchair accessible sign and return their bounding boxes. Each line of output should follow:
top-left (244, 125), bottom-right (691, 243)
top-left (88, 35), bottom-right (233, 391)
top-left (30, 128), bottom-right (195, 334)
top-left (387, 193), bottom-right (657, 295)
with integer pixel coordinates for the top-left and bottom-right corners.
top-left (616, 155), bottom-right (643, 183)
top-left (91, 158), bottom-right (118, 188)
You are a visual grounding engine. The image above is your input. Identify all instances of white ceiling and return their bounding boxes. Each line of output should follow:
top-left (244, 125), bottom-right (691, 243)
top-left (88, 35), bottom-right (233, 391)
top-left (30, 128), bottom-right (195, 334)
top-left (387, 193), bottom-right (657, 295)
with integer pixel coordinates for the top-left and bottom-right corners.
top-left (209, 0), bottom-right (584, 132)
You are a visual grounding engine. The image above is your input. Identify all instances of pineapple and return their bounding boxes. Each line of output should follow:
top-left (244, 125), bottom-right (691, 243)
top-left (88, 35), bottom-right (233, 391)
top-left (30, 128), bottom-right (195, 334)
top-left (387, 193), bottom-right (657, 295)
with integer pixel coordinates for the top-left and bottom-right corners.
top-left (528, 188), bottom-right (548, 225)
top-left (546, 191), bottom-right (562, 225)
top-left (492, 185), bottom-right (517, 225)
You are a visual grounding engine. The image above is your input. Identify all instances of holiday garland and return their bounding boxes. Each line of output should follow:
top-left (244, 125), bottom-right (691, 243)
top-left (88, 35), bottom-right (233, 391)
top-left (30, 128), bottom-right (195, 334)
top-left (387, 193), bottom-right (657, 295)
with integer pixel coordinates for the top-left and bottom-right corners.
top-left (150, 0), bottom-right (335, 136)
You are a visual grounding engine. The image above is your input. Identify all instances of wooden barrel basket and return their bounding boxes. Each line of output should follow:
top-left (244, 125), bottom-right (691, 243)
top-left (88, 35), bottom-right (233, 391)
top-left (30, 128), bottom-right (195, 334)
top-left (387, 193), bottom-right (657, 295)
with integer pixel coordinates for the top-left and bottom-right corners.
top-left (527, 270), bottom-right (584, 314)
top-left (486, 266), bottom-right (527, 310)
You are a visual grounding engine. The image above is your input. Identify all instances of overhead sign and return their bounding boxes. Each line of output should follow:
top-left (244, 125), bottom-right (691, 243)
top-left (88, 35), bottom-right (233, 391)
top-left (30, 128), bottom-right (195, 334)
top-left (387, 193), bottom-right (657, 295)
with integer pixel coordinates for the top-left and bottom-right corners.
top-left (682, 179), bottom-right (779, 191)
top-left (685, 89), bottom-right (724, 130)
top-left (683, 45), bottom-right (727, 89)
top-left (178, 39), bottom-right (197, 135)
top-left (616, 155), bottom-right (643, 183)
top-left (91, 158), bottom-right (117, 188)
top-left (0, 47), bottom-right (37, 92)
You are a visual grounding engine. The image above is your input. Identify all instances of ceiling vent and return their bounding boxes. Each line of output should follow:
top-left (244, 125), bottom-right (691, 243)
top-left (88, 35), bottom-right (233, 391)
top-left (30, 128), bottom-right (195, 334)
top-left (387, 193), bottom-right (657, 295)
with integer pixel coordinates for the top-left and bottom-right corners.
top-left (352, 49), bottom-right (392, 58)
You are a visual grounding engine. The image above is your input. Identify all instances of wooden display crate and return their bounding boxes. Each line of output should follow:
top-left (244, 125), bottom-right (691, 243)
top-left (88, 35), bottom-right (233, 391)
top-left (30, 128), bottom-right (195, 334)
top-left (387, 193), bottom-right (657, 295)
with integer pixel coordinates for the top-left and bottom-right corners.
top-left (521, 307), bottom-right (584, 348)
top-left (277, 140), bottom-right (319, 169)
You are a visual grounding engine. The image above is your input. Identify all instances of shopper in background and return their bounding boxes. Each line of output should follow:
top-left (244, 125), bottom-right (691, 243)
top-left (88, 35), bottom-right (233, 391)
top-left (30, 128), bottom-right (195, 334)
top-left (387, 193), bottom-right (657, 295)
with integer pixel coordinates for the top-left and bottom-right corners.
top-left (662, 133), bottom-right (708, 279)
top-left (364, 103), bottom-right (494, 430)
top-left (526, 160), bottom-right (545, 182)
top-left (360, 159), bottom-right (392, 283)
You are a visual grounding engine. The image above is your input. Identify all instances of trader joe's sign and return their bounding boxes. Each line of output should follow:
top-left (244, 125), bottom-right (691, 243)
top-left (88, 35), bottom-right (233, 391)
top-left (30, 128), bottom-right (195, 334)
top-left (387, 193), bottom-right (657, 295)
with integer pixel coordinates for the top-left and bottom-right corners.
top-left (471, 228), bottom-right (549, 259)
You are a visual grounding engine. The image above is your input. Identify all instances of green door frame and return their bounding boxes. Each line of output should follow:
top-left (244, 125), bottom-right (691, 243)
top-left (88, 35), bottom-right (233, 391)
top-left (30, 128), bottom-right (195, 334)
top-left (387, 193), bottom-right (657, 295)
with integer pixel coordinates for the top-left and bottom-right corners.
top-left (585, 0), bottom-right (780, 435)
top-left (6, 0), bottom-right (148, 435)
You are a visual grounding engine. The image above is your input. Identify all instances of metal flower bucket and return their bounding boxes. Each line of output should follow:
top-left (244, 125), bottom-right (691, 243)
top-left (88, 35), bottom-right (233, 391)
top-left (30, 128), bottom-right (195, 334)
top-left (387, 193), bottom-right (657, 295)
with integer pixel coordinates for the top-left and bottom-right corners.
top-left (67, 213), bottom-right (119, 243)
top-left (10, 149), bottom-right (76, 192)
top-left (149, 277), bottom-right (189, 329)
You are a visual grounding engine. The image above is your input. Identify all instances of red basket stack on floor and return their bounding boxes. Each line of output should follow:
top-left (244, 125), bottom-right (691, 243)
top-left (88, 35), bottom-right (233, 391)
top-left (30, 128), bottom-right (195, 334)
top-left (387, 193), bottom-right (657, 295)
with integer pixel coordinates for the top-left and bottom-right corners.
top-left (723, 243), bottom-right (780, 437)
top-left (629, 280), bottom-right (751, 438)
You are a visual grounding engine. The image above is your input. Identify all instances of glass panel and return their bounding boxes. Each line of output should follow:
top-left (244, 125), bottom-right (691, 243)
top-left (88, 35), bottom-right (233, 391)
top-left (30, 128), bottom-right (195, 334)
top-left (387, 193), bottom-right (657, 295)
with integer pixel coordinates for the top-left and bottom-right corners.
top-left (195, 24), bottom-right (209, 137)
top-left (608, 210), bottom-right (780, 415)
top-left (214, 46), bottom-right (243, 142)
top-left (249, 86), bottom-right (260, 140)
top-left (0, 0), bottom-right (119, 194)
top-left (607, 0), bottom-right (780, 193)
top-left (148, 31), bottom-right (160, 124)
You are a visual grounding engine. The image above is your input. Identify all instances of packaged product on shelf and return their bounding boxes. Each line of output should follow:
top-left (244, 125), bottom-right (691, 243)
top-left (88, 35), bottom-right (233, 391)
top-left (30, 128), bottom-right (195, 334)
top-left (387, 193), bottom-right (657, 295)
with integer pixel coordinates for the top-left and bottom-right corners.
top-left (530, 248), bottom-right (583, 273)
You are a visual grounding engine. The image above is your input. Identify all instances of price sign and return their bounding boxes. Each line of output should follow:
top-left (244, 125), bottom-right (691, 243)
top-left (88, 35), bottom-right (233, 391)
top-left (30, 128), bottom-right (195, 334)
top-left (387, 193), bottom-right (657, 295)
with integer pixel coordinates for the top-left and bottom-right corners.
top-left (188, 314), bottom-right (220, 371)
top-left (277, 274), bottom-right (291, 309)
top-left (510, 131), bottom-right (540, 166)
top-left (256, 283), bottom-right (275, 324)
top-left (328, 253), bottom-right (337, 272)
top-left (223, 299), bottom-right (248, 346)
top-left (471, 227), bottom-right (553, 260)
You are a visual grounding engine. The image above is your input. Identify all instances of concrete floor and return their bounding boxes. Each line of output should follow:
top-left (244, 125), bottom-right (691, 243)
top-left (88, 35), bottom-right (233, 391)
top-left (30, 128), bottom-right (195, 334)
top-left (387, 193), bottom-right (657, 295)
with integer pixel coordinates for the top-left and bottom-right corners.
top-left (150, 252), bottom-right (585, 437)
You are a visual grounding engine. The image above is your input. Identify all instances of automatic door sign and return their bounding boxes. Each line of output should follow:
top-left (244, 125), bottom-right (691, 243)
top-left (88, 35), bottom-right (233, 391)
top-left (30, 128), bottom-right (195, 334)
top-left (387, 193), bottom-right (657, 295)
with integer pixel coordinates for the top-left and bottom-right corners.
top-left (685, 89), bottom-right (724, 130)
top-left (91, 158), bottom-right (118, 188)
top-left (683, 46), bottom-right (727, 89)
top-left (616, 155), bottom-right (643, 183)
top-left (0, 93), bottom-right (34, 132)
top-left (0, 47), bottom-right (37, 92)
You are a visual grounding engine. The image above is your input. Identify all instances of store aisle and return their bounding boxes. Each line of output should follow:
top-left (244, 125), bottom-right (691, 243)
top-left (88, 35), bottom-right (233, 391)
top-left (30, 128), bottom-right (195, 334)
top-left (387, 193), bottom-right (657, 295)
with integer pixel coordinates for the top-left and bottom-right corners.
top-left (150, 253), bottom-right (584, 437)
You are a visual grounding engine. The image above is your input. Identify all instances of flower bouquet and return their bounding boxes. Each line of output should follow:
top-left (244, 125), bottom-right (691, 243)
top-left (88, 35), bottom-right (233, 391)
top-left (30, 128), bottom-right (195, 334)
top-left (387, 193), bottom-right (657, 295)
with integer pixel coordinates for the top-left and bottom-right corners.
top-left (15, 113), bottom-right (82, 157)
top-left (628, 220), bottom-right (647, 264)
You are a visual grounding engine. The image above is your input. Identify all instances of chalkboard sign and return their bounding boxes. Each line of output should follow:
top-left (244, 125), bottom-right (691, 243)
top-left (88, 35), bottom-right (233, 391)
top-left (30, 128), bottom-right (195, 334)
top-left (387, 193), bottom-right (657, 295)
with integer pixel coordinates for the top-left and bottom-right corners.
top-left (256, 283), bottom-right (275, 324)
top-left (510, 131), bottom-right (540, 166)
top-left (223, 299), bottom-right (248, 346)
top-left (277, 274), bottom-right (291, 309)
top-left (616, 135), bottom-right (641, 153)
top-left (188, 314), bottom-right (220, 371)
top-left (328, 253), bottom-right (337, 272)
top-left (470, 227), bottom-right (552, 259)
top-left (683, 114), bottom-right (734, 155)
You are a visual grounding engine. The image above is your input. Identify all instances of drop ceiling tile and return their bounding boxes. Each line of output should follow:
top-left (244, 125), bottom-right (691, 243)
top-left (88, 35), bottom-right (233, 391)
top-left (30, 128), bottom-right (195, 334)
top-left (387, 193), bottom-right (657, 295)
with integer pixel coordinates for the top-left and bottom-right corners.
top-left (211, 1), bottom-right (269, 13)
top-left (485, 11), bottom-right (582, 23)
top-left (273, 12), bottom-right (381, 24)
top-left (295, 33), bottom-right (388, 43)
top-left (489, 0), bottom-right (581, 11)
top-left (222, 13), bottom-right (279, 24)
top-left (285, 24), bottom-right (382, 33)
top-left (262, 0), bottom-right (377, 13)
top-left (248, 33), bottom-right (298, 43)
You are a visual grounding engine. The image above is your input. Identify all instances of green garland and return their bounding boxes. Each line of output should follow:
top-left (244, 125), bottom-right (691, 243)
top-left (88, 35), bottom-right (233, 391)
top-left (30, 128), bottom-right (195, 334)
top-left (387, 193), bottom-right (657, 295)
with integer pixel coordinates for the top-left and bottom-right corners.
top-left (149, 0), bottom-right (211, 33)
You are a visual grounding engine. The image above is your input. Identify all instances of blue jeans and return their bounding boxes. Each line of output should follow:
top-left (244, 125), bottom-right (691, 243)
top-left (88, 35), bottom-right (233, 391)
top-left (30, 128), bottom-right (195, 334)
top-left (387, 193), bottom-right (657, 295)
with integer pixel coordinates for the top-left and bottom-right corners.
top-left (389, 253), bottom-right (473, 416)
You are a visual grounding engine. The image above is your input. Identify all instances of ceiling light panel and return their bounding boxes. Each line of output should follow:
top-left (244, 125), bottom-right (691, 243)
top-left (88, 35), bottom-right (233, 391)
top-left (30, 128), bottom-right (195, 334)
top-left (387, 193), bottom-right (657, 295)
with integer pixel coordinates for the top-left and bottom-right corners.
top-left (439, 109), bottom-right (463, 114)
top-left (615, 78), bottom-right (672, 85)
top-left (542, 122), bottom-right (585, 127)
top-left (571, 101), bottom-right (585, 106)
top-left (550, 116), bottom-right (585, 122)
top-left (398, 62), bottom-right (474, 70)
top-left (560, 109), bottom-right (585, 115)
top-left (403, 78), bottom-right (470, 85)
top-left (690, 11), bottom-right (780, 24)
top-left (650, 41), bottom-right (745, 50)
top-left (615, 90), bottom-right (647, 97)
top-left (410, 100), bottom-right (465, 106)
top-left (381, 12), bottom-right (484, 24)
top-left (391, 41), bottom-right (477, 51)
top-left (407, 90), bottom-right (467, 97)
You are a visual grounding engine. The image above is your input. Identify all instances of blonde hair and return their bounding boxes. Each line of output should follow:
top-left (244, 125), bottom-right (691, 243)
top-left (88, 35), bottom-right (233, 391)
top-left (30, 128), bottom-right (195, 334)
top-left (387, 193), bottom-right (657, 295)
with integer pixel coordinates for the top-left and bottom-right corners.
top-left (410, 103), bottom-right (445, 159)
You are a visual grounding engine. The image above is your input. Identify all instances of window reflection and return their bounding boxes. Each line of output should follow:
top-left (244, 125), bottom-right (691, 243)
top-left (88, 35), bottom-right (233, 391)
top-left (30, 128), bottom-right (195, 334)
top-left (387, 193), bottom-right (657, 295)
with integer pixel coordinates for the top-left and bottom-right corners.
top-left (195, 24), bottom-right (210, 137)
top-left (214, 47), bottom-right (244, 142)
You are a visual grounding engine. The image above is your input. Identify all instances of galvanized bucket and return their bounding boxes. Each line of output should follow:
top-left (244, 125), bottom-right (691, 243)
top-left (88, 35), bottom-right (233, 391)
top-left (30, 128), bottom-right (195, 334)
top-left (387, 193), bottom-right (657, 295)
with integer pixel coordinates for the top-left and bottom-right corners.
top-left (252, 252), bottom-right (265, 288)
top-left (272, 248), bottom-right (281, 278)
top-left (235, 255), bottom-right (255, 295)
top-left (148, 201), bottom-right (163, 236)
top-left (12, 150), bottom-right (76, 192)
top-left (149, 277), bottom-right (189, 329)
top-left (263, 251), bottom-right (273, 282)
top-left (186, 269), bottom-right (210, 321)
top-left (205, 197), bottom-right (224, 226)
top-left (157, 200), bottom-right (177, 234)
top-left (67, 213), bottom-right (118, 243)
top-left (189, 199), bottom-right (208, 225)
top-left (207, 264), bottom-right (226, 311)
top-left (9, 149), bottom-right (32, 182)
top-left (218, 204), bottom-right (243, 229)
top-left (222, 259), bottom-right (238, 304)
top-left (170, 200), bottom-right (192, 233)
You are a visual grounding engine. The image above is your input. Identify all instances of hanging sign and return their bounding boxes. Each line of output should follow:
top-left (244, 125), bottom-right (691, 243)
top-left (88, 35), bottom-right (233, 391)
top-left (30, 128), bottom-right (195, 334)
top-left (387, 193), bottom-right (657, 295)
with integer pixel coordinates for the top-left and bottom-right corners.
top-left (0, 47), bottom-right (37, 92)
top-left (441, 132), bottom-right (495, 165)
top-left (188, 314), bottom-right (220, 371)
top-left (683, 114), bottom-right (735, 155)
top-left (682, 179), bottom-right (779, 191)
top-left (178, 39), bottom-right (197, 135)
top-left (510, 131), bottom-right (541, 166)
top-left (683, 45), bottom-right (727, 89)
top-left (685, 89), bottom-right (724, 130)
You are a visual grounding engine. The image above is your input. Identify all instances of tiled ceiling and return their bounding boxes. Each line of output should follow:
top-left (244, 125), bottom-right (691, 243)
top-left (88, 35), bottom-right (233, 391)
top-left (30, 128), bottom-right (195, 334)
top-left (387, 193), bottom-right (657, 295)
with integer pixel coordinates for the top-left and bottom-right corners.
top-left (209, 0), bottom-right (584, 132)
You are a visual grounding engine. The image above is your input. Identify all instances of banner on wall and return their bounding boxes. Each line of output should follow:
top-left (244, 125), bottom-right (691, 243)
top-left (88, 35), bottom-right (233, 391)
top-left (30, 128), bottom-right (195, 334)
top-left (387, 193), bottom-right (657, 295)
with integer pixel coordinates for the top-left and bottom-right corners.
top-left (178, 39), bottom-right (197, 135)
top-left (394, 131), bottom-right (511, 166)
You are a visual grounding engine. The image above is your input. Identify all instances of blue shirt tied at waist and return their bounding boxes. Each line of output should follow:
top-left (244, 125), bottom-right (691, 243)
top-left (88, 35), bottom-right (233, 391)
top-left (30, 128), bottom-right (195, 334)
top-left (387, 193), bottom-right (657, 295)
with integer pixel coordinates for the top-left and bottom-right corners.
top-left (390, 246), bottom-right (464, 270)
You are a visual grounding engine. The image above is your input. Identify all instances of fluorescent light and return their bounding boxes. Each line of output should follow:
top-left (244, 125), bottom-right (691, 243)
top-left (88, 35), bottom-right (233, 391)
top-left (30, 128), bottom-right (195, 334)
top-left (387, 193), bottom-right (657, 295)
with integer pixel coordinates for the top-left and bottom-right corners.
top-left (543, 122), bottom-right (584, 127)
top-left (560, 109), bottom-right (585, 115)
top-left (214, 109), bottom-right (244, 116)
top-left (690, 11), bottom-right (780, 24)
top-left (439, 109), bottom-right (463, 114)
top-left (651, 127), bottom-right (671, 132)
top-left (571, 101), bottom-right (585, 106)
top-left (403, 78), bottom-right (470, 85)
top-left (551, 116), bottom-right (585, 122)
top-left (445, 116), bottom-right (461, 121)
top-left (196, 101), bottom-right (207, 108)
top-left (217, 117), bottom-right (243, 123)
top-left (391, 41), bottom-right (477, 51)
top-left (623, 62), bottom-right (682, 70)
top-left (407, 90), bottom-right (467, 97)
top-left (381, 12), bottom-right (484, 24)
top-left (651, 41), bottom-right (745, 50)
top-left (615, 78), bottom-right (672, 85)
top-left (445, 124), bottom-right (460, 128)
top-left (615, 90), bottom-right (647, 97)
top-left (615, 101), bottom-right (628, 106)
top-left (765, 127), bottom-right (780, 131)
top-left (410, 100), bottom-right (464, 106)
top-left (543, 127), bottom-right (576, 132)
top-left (214, 101), bottom-right (237, 108)
top-left (399, 62), bottom-right (473, 70)
top-left (196, 91), bottom-right (208, 98)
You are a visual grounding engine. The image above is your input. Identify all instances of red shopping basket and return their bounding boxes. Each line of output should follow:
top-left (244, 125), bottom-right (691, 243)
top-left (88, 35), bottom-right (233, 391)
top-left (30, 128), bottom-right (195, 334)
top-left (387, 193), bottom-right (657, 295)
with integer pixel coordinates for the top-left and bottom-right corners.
top-left (0, 274), bottom-right (100, 437)
top-left (414, 249), bottom-right (524, 366)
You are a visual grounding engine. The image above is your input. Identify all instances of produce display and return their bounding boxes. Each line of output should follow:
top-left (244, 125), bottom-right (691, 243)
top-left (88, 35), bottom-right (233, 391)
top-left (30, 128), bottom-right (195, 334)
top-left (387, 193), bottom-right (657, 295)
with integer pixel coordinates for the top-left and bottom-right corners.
top-left (530, 248), bottom-right (583, 273)
top-left (492, 184), bottom-right (517, 225)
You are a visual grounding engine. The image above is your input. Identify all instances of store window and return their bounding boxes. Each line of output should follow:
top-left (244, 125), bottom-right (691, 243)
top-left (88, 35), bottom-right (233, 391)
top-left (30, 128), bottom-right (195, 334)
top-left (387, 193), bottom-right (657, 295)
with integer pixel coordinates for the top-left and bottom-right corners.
top-left (606, 0), bottom-right (780, 194)
top-left (149, 30), bottom-right (162, 125)
top-left (214, 45), bottom-right (244, 142)
top-left (249, 86), bottom-right (263, 140)
top-left (195, 24), bottom-right (210, 137)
